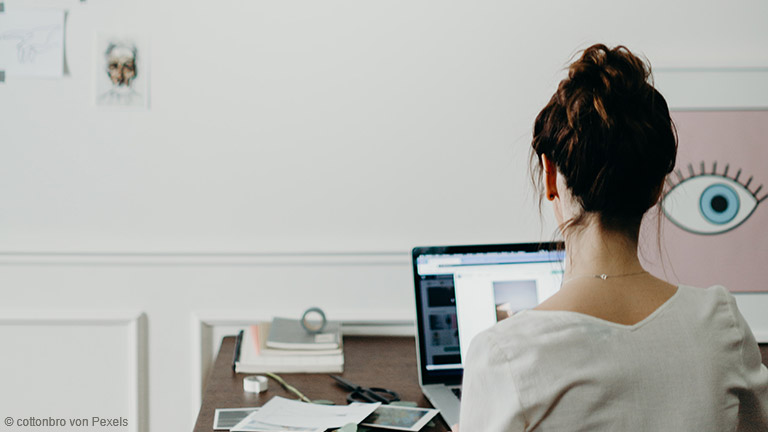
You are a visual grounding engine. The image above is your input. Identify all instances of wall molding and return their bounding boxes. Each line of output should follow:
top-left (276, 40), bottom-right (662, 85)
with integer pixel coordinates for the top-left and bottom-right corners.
top-left (0, 251), bottom-right (410, 267)
top-left (0, 311), bottom-right (148, 432)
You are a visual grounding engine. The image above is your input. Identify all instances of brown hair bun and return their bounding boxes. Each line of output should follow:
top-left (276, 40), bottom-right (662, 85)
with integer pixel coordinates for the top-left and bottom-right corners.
top-left (531, 44), bottom-right (677, 234)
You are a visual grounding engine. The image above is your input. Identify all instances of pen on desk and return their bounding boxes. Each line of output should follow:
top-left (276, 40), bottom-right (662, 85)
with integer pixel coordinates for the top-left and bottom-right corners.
top-left (232, 330), bottom-right (244, 373)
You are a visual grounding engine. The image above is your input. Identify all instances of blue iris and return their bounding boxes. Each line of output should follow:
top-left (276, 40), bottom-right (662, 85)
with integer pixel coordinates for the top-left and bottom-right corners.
top-left (700, 183), bottom-right (740, 225)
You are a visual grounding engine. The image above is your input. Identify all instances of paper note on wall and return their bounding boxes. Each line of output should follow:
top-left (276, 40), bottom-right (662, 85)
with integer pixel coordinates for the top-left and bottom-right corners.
top-left (0, 8), bottom-right (65, 78)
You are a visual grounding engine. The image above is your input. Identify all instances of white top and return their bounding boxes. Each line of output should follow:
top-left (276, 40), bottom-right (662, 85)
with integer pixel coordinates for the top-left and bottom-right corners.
top-left (459, 285), bottom-right (768, 431)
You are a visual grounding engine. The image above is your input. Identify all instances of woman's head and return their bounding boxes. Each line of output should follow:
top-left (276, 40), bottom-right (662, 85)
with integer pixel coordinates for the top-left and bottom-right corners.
top-left (531, 44), bottom-right (677, 240)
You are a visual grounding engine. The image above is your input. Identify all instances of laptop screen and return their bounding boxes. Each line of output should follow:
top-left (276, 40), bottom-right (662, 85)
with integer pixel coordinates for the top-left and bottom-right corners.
top-left (412, 243), bottom-right (565, 384)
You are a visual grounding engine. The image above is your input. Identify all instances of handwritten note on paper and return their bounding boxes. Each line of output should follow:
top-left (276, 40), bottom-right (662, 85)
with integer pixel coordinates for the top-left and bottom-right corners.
top-left (232, 397), bottom-right (381, 431)
top-left (0, 8), bottom-right (65, 78)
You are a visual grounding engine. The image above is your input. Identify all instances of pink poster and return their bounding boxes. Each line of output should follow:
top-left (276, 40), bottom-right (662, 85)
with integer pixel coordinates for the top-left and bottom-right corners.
top-left (641, 110), bottom-right (768, 292)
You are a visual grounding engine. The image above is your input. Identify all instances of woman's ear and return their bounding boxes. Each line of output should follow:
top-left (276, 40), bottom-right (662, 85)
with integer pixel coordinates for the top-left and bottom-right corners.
top-left (542, 155), bottom-right (558, 201)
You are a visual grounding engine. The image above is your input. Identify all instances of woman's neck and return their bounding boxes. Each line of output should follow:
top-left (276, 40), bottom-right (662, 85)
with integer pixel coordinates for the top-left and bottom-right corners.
top-left (563, 223), bottom-right (643, 278)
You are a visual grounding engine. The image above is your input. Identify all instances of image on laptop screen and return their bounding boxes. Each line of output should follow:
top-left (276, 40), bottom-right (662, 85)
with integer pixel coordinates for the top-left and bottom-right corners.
top-left (413, 243), bottom-right (564, 380)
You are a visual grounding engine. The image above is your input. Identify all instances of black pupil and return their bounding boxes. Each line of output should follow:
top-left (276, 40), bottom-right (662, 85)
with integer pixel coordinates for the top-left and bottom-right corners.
top-left (710, 195), bottom-right (728, 213)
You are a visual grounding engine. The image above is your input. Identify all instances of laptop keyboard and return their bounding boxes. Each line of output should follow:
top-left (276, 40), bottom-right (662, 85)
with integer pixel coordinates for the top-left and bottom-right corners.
top-left (451, 387), bottom-right (462, 400)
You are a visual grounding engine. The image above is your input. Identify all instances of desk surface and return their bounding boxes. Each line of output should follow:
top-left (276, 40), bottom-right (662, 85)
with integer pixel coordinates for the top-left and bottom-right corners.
top-left (194, 336), bottom-right (768, 432)
top-left (193, 336), bottom-right (450, 432)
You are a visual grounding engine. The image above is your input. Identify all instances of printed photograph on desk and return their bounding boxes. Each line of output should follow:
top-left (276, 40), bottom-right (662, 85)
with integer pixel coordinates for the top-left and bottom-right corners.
top-left (93, 33), bottom-right (149, 109)
top-left (213, 408), bottom-right (259, 431)
top-left (360, 405), bottom-right (439, 431)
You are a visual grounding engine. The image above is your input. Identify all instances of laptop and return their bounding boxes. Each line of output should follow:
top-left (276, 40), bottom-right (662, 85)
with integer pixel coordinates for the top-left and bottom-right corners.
top-left (411, 242), bottom-right (565, 426)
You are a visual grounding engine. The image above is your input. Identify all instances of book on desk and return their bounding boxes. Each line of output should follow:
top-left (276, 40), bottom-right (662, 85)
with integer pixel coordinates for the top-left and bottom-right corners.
top-left (233, 320), bottom-right (344, 374)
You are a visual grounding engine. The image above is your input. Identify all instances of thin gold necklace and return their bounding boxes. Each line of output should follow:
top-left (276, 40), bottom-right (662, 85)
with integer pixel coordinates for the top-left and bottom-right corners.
top-left (561, 270), bottom-right (648, 286)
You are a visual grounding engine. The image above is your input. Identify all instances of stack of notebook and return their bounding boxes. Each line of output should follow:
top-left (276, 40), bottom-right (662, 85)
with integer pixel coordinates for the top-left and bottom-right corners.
top-left (234, 318), bottom-right (344, 373)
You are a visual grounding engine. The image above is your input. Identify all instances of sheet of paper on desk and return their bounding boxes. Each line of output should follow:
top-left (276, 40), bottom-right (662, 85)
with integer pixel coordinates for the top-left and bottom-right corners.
top-left (232, 396), bottom-right (380, 431)
top-left (231, 417), bottom-right (323, 432)
top-left (0, 8), bottom-right (65, 78)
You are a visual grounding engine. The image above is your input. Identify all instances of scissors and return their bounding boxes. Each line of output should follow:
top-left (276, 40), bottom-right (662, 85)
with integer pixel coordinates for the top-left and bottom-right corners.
top-left (330, 375), bottom-right (400, 404)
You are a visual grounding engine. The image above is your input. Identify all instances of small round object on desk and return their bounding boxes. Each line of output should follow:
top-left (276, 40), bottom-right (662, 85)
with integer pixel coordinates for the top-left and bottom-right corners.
top-left (301, 307), bottom-right (327, 334)
top-left (243, 375), bottom-right (268, 393)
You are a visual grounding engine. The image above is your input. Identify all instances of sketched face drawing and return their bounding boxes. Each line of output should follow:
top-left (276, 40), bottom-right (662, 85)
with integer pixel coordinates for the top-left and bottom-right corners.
top-left (105, 43), bottom-right (137, 87)
top-left (641, 111), bottom-right (768, 292)
top-left (95, 36), bottom-right (146, 108)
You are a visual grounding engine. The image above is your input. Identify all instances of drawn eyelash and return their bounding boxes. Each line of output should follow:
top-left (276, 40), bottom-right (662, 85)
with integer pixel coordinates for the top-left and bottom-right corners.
top-left (666, 161), bottom-right (767, 204)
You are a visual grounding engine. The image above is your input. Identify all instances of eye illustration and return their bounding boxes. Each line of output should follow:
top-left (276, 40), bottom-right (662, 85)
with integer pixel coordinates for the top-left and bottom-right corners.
top-left (662, 162), bottom-right (766, 235)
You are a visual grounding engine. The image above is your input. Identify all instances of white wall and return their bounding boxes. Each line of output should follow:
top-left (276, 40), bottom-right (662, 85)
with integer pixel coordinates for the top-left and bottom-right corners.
top-left (3, 0), bottom-right (768, 252)
top-left (1, 1), bottom-right (768, 431)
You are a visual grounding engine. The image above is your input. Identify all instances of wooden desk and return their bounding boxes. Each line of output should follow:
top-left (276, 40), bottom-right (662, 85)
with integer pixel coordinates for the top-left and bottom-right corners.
top-left (193, 336), bottom-right (450, 432)
top-left (194, 337), bottom-right (768, 432)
